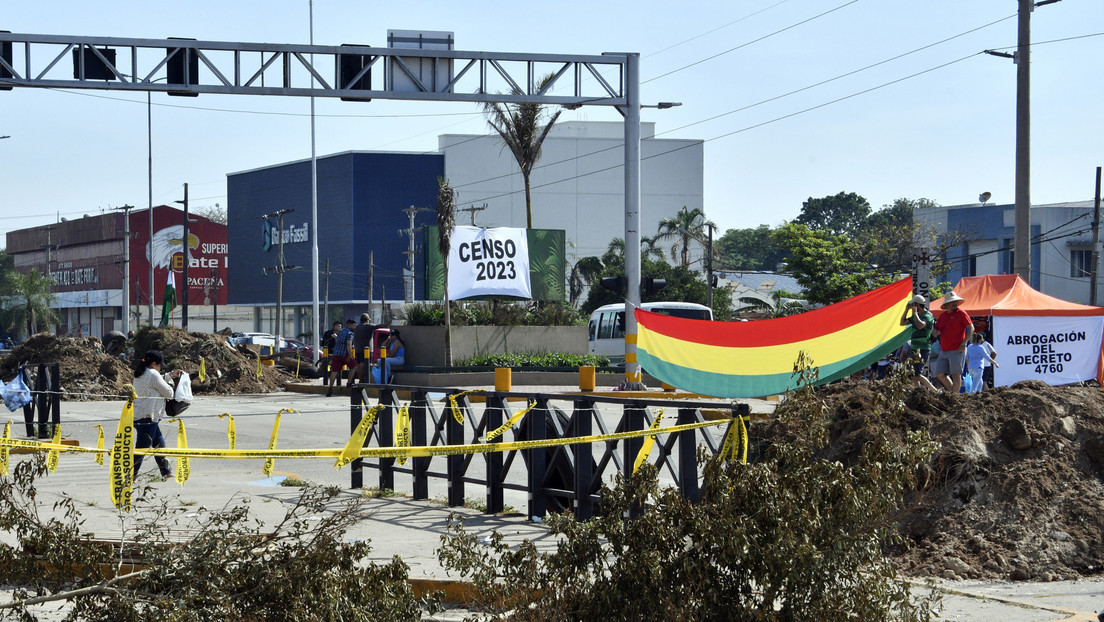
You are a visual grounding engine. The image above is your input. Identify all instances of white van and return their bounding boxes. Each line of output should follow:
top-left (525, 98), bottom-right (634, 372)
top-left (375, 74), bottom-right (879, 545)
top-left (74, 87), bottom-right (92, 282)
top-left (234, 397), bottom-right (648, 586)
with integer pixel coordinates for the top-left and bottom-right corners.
top-left (588, 302), bottom-right (713, 361)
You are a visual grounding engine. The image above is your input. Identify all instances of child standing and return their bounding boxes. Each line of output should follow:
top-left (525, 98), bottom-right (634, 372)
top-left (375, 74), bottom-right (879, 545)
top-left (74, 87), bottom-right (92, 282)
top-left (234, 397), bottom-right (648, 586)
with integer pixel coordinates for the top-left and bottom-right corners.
top-left (965, 334), bottom-right (999, 393)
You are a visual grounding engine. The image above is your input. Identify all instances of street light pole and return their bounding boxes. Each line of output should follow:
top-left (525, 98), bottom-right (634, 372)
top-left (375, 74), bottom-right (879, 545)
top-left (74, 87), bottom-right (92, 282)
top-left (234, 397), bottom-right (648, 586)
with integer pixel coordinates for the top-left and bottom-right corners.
top-left (175, 183), bottom-right (190, 330)
top-left (147, 90), bottom-right (154, 326)
top-left (1013, 0), bottom-right (1032, 283)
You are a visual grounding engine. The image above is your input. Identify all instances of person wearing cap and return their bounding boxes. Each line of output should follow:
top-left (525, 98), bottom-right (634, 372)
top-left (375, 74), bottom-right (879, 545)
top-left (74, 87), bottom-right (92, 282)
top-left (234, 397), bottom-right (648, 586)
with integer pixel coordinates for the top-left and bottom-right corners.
top-left (900, 294), bottom-right (938, 390)
top-left (932, 290), bottom-right (974, 393)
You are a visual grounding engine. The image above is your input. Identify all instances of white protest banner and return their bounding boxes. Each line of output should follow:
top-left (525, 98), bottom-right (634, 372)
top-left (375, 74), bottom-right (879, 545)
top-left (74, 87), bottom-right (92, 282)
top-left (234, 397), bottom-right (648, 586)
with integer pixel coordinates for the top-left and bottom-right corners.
top-left (448, 226), bottom-right (531, 299)
top-left (993, 315), bottom-right (1104, 387)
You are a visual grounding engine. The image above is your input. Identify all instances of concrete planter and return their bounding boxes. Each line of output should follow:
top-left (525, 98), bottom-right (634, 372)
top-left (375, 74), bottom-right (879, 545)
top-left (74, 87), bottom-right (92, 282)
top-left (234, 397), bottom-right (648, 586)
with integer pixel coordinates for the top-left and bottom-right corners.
top-left (397, 325), bottom-right (588, 367)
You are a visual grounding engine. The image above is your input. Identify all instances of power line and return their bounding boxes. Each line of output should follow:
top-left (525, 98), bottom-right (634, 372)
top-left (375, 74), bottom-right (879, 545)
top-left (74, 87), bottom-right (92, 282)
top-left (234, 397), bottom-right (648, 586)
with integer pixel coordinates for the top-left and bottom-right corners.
top-left (643, 0), bottom-right (862, 84)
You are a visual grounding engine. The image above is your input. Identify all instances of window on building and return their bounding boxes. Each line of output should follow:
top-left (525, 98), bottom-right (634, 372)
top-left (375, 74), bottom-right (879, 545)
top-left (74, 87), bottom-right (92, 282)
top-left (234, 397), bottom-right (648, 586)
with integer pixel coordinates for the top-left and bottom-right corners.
top-left (1070, 249), bottom-right (1093, 278)
top-left (967, 255), bottom-right (977, 277)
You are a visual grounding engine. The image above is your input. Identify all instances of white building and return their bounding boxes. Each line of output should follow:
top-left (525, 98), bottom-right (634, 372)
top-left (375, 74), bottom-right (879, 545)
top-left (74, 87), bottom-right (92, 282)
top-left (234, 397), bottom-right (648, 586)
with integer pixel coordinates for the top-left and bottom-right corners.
top-left (440, 121), bottom-right (705, 264)
top-left (915, 200), bottom-right (1103, 305)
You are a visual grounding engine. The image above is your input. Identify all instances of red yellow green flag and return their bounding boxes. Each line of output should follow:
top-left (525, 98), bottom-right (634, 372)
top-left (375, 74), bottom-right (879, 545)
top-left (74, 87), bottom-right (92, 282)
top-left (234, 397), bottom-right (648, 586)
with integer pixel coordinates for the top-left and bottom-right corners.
top-left (636, 278), bottom-right (913, 398)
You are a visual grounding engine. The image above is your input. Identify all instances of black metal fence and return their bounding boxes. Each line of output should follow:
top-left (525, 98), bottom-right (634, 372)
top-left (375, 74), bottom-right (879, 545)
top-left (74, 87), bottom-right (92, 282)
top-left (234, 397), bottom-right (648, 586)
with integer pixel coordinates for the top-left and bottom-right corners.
top-left (349, 386), bottom-right (749, 520)
top-left (19, 363), bottom-right (60, 439)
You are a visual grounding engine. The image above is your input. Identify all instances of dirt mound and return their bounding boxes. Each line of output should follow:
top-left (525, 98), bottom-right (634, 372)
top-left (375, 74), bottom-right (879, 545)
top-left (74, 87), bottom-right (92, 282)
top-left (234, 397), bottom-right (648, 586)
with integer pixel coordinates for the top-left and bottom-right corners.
top-left (793, 380), bottom-right (1104, 582)
top-left (0, 329), bottom-right (294, 400)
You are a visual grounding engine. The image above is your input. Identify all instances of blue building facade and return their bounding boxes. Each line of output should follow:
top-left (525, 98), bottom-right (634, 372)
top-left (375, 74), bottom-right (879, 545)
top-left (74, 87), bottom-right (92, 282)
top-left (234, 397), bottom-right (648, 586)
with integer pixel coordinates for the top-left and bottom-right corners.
top-left (227, 151), bottom-right (444, 337)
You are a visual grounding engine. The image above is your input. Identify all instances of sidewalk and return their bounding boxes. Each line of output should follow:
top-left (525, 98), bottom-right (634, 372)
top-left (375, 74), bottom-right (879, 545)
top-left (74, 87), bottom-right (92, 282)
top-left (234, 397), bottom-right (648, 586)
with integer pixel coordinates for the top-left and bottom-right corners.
top-left (3, 391), bottom-right (1103, 621)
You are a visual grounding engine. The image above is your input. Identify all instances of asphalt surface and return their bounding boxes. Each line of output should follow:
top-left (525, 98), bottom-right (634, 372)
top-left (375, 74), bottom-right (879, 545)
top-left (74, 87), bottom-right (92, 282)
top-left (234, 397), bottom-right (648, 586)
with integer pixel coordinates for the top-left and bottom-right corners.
top-left (2, 388), bottom-right (1103, 621)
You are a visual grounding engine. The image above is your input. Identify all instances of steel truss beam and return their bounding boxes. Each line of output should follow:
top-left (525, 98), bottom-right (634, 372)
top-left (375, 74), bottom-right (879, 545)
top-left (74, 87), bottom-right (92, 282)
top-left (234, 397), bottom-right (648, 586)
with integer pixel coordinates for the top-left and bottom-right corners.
top-left (0, 32), bottom-right (628, 106)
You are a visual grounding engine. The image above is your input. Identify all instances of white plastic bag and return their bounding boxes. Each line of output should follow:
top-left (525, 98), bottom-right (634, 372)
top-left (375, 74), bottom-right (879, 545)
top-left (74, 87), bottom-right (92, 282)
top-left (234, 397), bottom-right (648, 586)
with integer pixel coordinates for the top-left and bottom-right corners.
top-left (174, 373), bottom-right (193, 403)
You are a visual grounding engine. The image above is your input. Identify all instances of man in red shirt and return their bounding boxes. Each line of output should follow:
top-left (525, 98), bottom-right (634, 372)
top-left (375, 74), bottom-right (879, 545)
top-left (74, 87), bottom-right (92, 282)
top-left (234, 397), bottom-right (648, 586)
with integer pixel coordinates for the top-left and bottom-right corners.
top-left (932, 290), bottom-right (974, 393)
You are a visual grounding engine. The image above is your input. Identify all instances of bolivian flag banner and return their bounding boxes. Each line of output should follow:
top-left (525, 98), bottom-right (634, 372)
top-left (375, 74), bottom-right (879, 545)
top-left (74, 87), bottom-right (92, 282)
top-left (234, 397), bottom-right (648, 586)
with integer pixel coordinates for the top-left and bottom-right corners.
top-left (636, 278), bottom-right (913, 398)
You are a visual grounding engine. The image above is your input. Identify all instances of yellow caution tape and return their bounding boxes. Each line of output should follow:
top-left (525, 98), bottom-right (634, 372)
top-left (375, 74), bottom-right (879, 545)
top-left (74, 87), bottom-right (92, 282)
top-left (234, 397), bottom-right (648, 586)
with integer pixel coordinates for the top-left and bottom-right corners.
top-left (633, 409), bottom-right (664, 475)
top-left (719, 415), bottom-right (749, 464)
top-left (218, 413), bottom-right (236, 449)
top-left (168, 418), bottom-right (191, 485)
top-left (0, 421), bottom-right (10, 476)
top-left (199, 357), bottom-right (207, 383)
top-left (483, 400), bottom-right (536, 442)
top-left (263, 408), bottom-right (296, 476)
top-left (335, 405), bottom-right (384, 469)
top-left (46, 425), bottom-right (62, 473)
top-left (395, 406), bottom-right (411, 466)
top-left (447, 390), bottom-right (482, 425)
top-left (93, 425), bottom-right (105, 466)
top-left (109, 393), bottom-right (136, 512)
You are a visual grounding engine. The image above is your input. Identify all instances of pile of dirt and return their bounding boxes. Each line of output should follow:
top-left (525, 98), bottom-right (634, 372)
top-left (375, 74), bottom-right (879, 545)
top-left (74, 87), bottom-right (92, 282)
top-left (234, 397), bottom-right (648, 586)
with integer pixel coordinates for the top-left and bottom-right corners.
top-left (0, 329), bottom-right (294, 400)
top-left (792, 380), bottom-right (1104, 582)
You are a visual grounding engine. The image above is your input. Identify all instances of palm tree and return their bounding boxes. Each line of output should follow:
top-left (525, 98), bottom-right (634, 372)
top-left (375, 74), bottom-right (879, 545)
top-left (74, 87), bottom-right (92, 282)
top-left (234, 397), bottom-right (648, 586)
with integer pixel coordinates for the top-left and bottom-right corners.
top-left (641, 235), bottom-right (668, 262)
top-left (2, 268), bottom-right (58, 337)
top-left (436, 177), bottom-right (457, 366)
top-left (655, 206), bottom-right (716, 267)
top-left (482, 73), bottom-right (563, 229)
top-left (735, 292), bottom-right (805, 319)
top-left (568, 256), bottom-right (604, 307)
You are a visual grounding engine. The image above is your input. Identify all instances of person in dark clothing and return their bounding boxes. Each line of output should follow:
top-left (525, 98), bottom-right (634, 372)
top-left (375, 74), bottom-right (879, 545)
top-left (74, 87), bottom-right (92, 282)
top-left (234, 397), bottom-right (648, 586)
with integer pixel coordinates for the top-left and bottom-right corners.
top-left (320, 321), bottom-right (340, 386)
top-left (352, 313), bottom-right (377, 386)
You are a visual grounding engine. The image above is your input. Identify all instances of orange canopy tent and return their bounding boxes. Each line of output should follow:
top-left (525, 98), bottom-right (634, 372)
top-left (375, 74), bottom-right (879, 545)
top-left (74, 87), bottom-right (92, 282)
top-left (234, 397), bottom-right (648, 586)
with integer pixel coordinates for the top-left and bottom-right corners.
top-left (931, 274), bottom-right (1104, 318)
top-left (931, 274), bottom-right (1104, 386)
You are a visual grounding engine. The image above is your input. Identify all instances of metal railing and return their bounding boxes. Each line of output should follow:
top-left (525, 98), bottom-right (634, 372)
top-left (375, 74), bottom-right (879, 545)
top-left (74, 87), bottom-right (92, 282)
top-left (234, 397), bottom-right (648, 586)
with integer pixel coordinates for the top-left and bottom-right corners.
top-left (349, 385), bottom-right (749, 520)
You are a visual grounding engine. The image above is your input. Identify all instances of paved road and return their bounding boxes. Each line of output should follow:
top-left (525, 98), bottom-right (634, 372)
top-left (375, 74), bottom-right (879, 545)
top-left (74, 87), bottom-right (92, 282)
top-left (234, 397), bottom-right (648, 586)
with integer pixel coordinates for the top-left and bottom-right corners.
top-left (3, 390), bottom-right (1103, 621)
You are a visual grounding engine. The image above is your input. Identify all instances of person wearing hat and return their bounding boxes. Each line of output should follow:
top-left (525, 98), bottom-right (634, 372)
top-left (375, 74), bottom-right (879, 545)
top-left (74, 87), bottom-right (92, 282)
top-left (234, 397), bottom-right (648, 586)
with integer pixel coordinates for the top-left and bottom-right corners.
top-left (900, 294), bottom-right (938, 390)
top-left (932, 290), bottom-right (974, 393)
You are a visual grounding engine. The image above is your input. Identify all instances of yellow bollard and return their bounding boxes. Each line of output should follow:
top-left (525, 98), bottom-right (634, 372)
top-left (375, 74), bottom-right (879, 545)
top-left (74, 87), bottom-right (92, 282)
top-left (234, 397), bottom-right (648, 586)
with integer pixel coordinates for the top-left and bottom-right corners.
top-left (579, 366), bottom-right (596, 392)
top-left (494, 367), bottom-right (512, 392)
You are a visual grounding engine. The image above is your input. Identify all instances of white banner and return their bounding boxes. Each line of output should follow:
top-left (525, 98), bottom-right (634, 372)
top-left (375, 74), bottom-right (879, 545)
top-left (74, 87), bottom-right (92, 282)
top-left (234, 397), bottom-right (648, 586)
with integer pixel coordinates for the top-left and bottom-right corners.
top-left (448, 226), bottom-right (531, 299)
top-left (993, 315), bottom-right (1103, 387)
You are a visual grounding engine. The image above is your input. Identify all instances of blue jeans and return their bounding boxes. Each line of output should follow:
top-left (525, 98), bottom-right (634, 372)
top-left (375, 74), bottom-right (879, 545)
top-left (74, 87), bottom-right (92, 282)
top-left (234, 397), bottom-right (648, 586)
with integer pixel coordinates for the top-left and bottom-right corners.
top-left (134, 419), bottom-right (172, 476)
top-left (382, 355), bottom-right (404, 383)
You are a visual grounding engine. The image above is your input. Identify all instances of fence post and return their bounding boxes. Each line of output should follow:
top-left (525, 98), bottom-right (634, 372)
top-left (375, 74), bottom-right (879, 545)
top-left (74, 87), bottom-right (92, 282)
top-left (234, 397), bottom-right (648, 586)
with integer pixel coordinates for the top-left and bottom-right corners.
top-left (378, 388), bottom-right (396, 492)
top-left (573, 398), bottom-right (595, 520)
top-left (484, 393), bottom-right (505, 514)
top-left (447, 393), bottom-right (465, 507)
top-left (35, 363), bottom-right (49, 438)
top-left (527, 399), bottom-right (548, 519)
top-left (411, 390), bottom-right (429, 500)
top-left (20, 366), bottom-right (35, 437)
top-left (350, 386), bottom-right (364, 489)
top-left (678, 407), bottom-right (699, 502)
top-left (49, 363), bottom-right (60, 434)
top-left (624, 401), bottom-right (646, 518)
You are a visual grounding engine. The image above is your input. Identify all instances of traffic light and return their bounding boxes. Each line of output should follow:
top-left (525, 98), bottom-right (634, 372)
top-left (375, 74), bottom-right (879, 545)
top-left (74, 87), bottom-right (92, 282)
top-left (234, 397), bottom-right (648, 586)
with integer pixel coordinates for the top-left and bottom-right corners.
top-left (643, 277), bottom-right (667, 296)
top-left (166, 38), bottom-right (199, 97)
top-left (0, 31), bottom-right (12, 91)
top-left (72, 46), bottom-right (117, 81)
top-left (338, 44), bottom-right (373, 102)
top-left (600, 276), bottom-right (626, 294)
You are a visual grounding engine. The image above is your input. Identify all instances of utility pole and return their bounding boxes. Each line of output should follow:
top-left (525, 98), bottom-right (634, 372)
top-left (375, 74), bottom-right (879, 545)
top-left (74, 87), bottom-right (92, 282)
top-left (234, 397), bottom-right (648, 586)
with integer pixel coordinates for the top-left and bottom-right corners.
top-left (174, 183), bottom-right (191, 329)
top-left (706, 223), bottom-right (715, 309)
top-left (211, 267), bottom-right (219, 332)
top-left (1013, 0), bottom-right (1033, 283)
top-left (262, 209), bottom-right (295, 355)
top-left (115, 205), bottom-right (135, 335)
top-left (1091, 166), bottom-right (1102, 307)
top-left (400, 206), bottom-right (431, 303)
top-left (368, 250), bottom-right (374, 322)
top-left (322, 258), bottom-right (330, 330)
top-left (459, 203), bottom-right (486, 226)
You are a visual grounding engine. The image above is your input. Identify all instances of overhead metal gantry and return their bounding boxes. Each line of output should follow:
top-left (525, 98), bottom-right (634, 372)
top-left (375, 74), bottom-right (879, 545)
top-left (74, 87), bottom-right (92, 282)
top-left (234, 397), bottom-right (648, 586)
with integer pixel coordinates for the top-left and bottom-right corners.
top-left (0, 33), bottom-right (628, 105)
top-left (0, 31), bottom-right (650, 387)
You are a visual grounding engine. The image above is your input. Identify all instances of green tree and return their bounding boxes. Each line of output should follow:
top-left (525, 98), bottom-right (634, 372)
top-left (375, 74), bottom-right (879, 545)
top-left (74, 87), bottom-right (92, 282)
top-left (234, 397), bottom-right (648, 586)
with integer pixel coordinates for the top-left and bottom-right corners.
top-left (795, 191), bottom-right (872, 237)
top-left (436, 177), bottom-right (457, 366)
top-left (734, 291), bottom-right (805, 318)
top-left (714, 225), bottom-right (786, 271)
top-left (773, 222), bottom-right (892, 305)
top-left (1, 268), bottom-right (59, 338)
top-left (482, 73), bottom-right (563, 229)
top-left (654, 206), bottom-right (715, 267)
top-left (580, 256), bottom-right (732, 320)
top-left (568, 255), bottom-right (604, 308)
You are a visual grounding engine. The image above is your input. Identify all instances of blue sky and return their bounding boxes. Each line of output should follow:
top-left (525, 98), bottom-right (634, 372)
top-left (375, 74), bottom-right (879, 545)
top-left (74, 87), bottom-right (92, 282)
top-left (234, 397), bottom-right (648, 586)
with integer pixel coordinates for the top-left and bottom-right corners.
top-left (3, 0), bottom-right (1102, 243)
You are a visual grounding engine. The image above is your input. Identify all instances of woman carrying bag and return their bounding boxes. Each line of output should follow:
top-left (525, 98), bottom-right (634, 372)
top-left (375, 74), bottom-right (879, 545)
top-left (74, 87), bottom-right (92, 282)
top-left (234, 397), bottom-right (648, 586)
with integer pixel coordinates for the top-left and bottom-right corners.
top-left (132, 350), bottom-right (180, 479)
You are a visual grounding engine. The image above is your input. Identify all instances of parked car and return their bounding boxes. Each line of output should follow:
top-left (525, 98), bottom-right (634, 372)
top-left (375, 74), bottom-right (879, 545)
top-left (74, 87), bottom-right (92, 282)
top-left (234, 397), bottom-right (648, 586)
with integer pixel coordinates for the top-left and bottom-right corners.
top-left (279, 338), bottom-right (319, 363)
